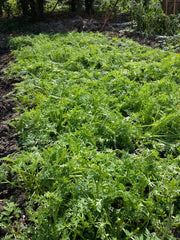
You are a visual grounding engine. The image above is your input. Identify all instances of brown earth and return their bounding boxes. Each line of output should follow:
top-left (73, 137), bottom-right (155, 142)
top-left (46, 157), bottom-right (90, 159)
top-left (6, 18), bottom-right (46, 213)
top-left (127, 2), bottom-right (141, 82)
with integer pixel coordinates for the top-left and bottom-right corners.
top-left (0, 49), bottom-right (19, 158)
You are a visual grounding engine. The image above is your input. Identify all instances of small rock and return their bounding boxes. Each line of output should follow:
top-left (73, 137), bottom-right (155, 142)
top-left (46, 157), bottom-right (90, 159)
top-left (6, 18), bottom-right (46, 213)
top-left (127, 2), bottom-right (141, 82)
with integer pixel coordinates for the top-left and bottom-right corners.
top-left (83, 19), bottom-right (98, 32)
top-left (72, 16), bottom-right (84, 32)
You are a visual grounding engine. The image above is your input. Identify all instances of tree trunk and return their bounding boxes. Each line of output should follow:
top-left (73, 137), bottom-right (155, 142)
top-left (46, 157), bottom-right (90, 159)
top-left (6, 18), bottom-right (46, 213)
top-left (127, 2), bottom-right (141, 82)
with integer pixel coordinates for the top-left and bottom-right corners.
top-left (85, 0), bottom-right (94, 14)
top-left (71, 0), bottom-right (76, 12)
top-left (0, 0), bottom-right (4, 16)
top-left (37, 0), bottom-right (44, 18)
top-left (0, 7), bottom-right (3, 17)
top-left (19, 0), bottom-right (29, 16)
top-left (29, 0), bottom-right (36, 19)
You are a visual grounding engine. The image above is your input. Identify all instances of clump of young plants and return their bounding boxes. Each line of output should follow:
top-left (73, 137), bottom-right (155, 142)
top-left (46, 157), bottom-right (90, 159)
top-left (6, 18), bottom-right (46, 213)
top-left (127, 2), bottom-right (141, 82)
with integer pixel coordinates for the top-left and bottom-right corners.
top-left (2, 32), bottom-right (180, 239)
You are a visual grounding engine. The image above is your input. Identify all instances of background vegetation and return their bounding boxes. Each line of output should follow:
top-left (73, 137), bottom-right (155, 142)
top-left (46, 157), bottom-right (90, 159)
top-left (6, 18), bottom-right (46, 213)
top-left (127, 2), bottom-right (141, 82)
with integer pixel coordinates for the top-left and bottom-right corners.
top-left (0, 0), bottom-right (180, 35)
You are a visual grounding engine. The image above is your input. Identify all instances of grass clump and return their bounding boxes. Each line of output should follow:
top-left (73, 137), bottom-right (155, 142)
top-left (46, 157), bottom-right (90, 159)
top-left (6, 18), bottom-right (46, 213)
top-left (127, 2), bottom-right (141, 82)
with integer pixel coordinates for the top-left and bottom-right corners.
top-left (2, 32), bottom-right (180, 239)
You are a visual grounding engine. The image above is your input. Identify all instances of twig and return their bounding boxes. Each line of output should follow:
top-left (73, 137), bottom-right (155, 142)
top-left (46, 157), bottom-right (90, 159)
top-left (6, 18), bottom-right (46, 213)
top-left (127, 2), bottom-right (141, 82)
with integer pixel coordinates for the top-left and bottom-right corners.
top-left (173, 0), bottom-right (176, 14)
top-left (131, 0), bottom-right (134, 29)
top-left (165, 0), bottom-right (168, 15)
top-left (50, 0), bottom-right (61, 15)
top-left (100, 0), bottom-right (120, 32)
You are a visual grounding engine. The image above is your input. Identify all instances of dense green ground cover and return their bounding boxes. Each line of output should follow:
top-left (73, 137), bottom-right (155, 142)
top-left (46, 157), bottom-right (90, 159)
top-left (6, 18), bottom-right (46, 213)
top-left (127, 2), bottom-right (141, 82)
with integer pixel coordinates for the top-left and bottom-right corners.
top-left (2, 32), bottom-right (180, 239)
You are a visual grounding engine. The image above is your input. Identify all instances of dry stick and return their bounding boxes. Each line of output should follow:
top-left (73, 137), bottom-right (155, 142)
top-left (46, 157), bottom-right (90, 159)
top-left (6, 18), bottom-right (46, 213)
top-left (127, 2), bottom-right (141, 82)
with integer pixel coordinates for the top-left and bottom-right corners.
top-left (173, 0), bottom-right (176, 14)
top-left (100, 0), bottom-right (120, 32)
top-left (166, 0), bottom-right (168, 14)
top-left (50, 0), bottom-right (61, 15)
top-left (131, 0), bottom-right (134, 29)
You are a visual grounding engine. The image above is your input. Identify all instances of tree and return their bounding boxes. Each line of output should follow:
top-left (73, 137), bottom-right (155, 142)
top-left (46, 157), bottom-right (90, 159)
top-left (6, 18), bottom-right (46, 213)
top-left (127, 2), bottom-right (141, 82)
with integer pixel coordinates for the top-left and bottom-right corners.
top-left (69, 0), bottom-right (94, 13)
top-left (18, 0), bottom-right (44, 19)
top-left (70, 0), bottom-right (77, 12)
top-left (85, 0), bottom-right (94, 14)
top-left (37, 0), bottom-right (44, 18)
top-left (0, 0), bottom-right (11, 17)
top-left (18, 0), bottom-right (29, 16)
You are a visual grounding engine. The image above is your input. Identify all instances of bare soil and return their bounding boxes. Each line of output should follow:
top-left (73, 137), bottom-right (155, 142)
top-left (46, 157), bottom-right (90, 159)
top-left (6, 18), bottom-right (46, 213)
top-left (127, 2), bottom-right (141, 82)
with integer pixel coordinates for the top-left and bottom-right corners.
top-left (0, 49), bottom-right (19, 158)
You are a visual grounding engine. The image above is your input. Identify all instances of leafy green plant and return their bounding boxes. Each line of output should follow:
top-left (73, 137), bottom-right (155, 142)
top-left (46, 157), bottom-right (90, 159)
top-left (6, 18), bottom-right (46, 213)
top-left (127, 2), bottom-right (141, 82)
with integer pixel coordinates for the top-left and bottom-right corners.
top-left (2, 32), bottom-right (180, 239)
top-left (133, 1), bottom-right (180, 35)
top-left (157, 33), bottom-right (180, 52)
top-left (0, 201), bottom-right (22, 238)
